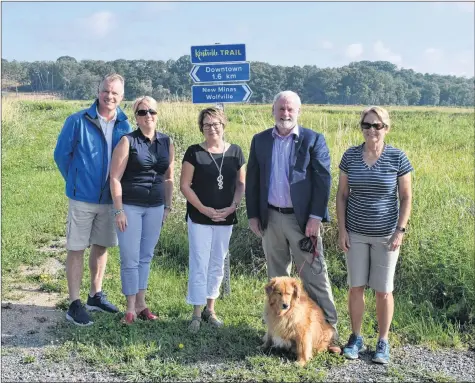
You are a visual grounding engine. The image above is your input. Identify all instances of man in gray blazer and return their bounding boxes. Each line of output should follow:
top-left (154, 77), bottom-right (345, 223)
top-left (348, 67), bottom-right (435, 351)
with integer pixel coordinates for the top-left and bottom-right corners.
top-left (246, 90), bottom-right (340, 353)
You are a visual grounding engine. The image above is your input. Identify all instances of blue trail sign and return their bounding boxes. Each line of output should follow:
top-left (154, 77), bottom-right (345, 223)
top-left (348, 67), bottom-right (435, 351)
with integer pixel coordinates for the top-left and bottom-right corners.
top-left (190, 44), bottom-right (246, 64)
top-left (192, 84), bottom-right (253, 104)
top-left (189, 63), bottom-right (250, 83)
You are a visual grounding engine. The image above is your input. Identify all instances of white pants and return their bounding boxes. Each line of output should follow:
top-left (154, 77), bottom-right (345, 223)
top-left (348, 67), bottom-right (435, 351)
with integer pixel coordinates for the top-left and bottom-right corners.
top-left (186, 217), bottom-right (233, 305)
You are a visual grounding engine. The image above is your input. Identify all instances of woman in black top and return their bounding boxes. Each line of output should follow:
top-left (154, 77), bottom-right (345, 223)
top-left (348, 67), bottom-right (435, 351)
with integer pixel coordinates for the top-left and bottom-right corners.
top-left (180, 107), bottom-right (246, 333)
top-left (110, 96), bottom-right (174, 324)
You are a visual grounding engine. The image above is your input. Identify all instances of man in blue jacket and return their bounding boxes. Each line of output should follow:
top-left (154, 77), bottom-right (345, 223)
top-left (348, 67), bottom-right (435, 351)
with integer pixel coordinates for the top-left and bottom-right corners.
top-left (54, 74), bottom-right (132, 326)
top-left (246, 90), bottom-right (340, 353)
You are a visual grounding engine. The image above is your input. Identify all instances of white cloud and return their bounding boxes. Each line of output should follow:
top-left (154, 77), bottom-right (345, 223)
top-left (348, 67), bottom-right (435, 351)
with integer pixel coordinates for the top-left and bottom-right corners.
top-left (321, 40), bottom-right (333, 50)
top-left (345, 43), bottom-right (363, 59)
top-left (75, 11), bottom-right (118, 39)
top-left (373, 40), bottom-right (402, 65)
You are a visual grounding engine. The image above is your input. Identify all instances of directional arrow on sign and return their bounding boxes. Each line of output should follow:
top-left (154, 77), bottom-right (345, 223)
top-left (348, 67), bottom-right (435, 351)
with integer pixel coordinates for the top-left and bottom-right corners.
top-left (192, 84), bottom-right (253, 104)
top-left (190, 63), bottom-right (251, 83)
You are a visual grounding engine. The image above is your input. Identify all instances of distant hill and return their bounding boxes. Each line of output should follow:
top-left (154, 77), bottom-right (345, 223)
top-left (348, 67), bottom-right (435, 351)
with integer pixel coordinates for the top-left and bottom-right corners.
top-left (2, 56), bottom-right (474, 106)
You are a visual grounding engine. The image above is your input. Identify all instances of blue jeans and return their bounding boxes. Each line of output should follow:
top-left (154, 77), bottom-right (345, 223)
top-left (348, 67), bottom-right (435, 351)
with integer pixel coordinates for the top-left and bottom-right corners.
top-left (117, 204), bottom-right (164, 296)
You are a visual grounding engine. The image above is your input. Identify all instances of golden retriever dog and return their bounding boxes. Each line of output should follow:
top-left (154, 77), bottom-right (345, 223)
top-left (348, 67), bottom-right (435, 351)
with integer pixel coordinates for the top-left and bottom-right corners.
top-left (261, 276), bottom-right (334, 366)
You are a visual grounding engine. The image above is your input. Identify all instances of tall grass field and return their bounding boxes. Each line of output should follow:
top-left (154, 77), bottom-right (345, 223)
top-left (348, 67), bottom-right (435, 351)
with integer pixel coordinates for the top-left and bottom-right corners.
top-left (1, 98), bottom-right (474, 381)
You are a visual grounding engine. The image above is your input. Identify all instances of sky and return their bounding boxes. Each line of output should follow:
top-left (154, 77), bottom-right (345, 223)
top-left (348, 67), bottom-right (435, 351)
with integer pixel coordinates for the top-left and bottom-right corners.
top-left (1, 1), bottom-right (474, 77)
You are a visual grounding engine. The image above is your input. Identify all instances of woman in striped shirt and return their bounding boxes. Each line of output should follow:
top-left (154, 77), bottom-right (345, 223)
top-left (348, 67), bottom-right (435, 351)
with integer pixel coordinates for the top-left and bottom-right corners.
top-left (336, 106), bottom-right (413, 364)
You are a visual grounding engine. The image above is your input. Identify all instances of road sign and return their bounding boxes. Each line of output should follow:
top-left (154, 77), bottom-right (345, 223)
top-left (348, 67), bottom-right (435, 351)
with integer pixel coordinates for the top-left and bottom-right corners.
top-left (190, 63), bottom-right (250, 83)
top-left (190, 44), bottom-right (246, 64)
top-left (192, 84), bottom-right (252, 104)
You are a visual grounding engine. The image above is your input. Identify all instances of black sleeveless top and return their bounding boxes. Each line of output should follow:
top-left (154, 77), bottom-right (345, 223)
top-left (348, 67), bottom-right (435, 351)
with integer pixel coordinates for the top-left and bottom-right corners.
top-left (121, 129), bottom-right (171, 207)
top-left (182, 143), bottom-right (245, 225)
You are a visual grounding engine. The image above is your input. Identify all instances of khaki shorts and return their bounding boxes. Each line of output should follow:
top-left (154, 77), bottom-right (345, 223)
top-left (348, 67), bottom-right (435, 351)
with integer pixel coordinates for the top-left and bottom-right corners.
top-left (66, 199), bottom-right (117, 251)
top-left (345, 231), bottom-right (400, 293)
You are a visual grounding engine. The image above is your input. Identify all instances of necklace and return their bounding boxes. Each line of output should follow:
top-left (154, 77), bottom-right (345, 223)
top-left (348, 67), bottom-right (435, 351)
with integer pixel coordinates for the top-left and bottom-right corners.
top-left (206, 141), bottom-right (225, 190)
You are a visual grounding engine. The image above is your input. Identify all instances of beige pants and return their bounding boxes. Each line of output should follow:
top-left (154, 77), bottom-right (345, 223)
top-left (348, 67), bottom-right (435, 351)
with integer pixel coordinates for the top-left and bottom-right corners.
top-left (262, 208), bottom-right (338, 327)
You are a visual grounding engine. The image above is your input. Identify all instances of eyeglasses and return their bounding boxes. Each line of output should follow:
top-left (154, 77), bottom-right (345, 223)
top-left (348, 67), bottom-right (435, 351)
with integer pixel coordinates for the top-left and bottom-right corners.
top-left (203, 122), bottom-right (222, 130)
top-left (361, 122), bottom-right (387, 130)
top-left (136, 109), bottom-right (157, 116)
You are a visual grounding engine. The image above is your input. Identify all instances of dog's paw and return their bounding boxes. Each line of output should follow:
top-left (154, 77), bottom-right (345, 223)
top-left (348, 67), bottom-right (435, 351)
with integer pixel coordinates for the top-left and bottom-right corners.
top-left (258, 343), bottom-right (271, 351)
top-left (295, 359), bottom-right (307, 367)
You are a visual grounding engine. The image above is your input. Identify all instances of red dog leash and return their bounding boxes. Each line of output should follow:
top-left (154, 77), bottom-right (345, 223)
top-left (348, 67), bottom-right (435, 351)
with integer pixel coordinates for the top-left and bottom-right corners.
top-left (298, 236), bottom-right (320, 278)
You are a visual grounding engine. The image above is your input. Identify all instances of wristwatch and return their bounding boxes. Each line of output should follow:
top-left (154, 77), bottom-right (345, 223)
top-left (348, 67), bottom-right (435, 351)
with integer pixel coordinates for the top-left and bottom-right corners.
top-left (396, 226), bottom-right (406, 233)
top-left (165, 205), bottom-right (172, 211)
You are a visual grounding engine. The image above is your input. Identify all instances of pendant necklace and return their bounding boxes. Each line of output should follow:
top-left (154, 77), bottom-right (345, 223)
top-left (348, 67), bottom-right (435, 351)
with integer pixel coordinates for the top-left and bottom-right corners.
top-left (206, 141), bottom-right (225, 190)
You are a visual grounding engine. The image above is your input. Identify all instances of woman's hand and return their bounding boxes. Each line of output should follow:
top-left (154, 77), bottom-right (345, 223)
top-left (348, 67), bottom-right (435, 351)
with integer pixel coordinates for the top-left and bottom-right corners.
top-left (200, 206), bottom-right (226, 222)
top-left (388, 230), bottom-right (404, 251)
top-left (162, 207), bottom-right (171, 224)
top-left (115, 211), bottom-right (128, 232)
top-left (338, 229), bottom-right (350, 252)
top-left (213, 206), bottom-right (236, 221)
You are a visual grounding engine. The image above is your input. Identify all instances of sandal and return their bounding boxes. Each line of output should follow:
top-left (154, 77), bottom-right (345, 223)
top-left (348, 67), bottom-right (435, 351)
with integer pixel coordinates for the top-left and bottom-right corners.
top-left (201, 307), bottom-right (223, 328)
top-left (121, 312), bottom-right (136, 325)
top-left (188, 315), bottom-right (202, 333)
top-left (137, 308), bottom-right (159, 321)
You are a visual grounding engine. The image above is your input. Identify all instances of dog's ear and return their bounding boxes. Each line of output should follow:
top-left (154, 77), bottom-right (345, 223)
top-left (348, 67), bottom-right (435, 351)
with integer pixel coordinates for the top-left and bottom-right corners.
top-left (292, 280), bottom-right (301, 301)
top-left (265, 279), bottom-right (276, 296)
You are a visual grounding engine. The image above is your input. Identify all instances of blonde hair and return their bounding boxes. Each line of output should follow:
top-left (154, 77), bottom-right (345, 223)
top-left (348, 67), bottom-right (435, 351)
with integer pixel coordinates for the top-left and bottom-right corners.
top-left (98, 73), bottom-right (125, 94)
top-left (132, 96), bottom-right (158, 114)
top-left (360, 106), bottom-right (390, 128)
top-left (197, 107), bottom-right (227, 133)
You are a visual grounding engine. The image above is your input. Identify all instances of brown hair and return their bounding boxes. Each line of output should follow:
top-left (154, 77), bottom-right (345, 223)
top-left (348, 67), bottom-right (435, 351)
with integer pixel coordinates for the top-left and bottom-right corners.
top-left (197, 107), bottom-right (227, 133)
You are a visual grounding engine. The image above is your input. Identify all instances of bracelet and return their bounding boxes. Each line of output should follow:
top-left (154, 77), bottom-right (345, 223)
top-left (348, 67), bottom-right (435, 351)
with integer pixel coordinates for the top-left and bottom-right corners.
top-left (165, 205), bottom-right (172, 211)
top-left (114, 208), bottom-right (124, 216)
top-left (232, 200), bottom-right (239, 208)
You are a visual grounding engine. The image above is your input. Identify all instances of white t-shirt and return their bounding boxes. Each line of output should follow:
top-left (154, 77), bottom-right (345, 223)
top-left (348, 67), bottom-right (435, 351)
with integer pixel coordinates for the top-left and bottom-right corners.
top-left (96, 108), bottom-right (117, 181)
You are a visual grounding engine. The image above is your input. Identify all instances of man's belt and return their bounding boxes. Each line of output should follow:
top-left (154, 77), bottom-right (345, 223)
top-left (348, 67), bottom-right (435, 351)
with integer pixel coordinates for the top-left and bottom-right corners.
top-left (268, 204), bottom-right (294, 214)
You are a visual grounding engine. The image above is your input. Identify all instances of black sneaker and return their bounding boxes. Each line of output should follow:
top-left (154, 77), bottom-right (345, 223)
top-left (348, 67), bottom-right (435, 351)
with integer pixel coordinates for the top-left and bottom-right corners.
top-left (66, 299), bottom-right (93, 326)
top-left (85, 291), bottom-right (119, 313)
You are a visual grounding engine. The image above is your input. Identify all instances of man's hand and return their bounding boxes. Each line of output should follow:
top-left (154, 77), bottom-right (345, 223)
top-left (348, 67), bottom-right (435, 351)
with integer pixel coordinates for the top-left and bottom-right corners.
top-left (305, 217), bottom-right (321, 238)
top-left (249, 217), bottom-right (263, 238)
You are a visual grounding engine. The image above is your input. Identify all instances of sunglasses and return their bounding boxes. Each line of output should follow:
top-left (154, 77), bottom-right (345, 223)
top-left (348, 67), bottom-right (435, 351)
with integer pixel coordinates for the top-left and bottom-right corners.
top-left (361, 122), bottom-right (387, 130)
top-left (136, 109), bottom-right (157, 116)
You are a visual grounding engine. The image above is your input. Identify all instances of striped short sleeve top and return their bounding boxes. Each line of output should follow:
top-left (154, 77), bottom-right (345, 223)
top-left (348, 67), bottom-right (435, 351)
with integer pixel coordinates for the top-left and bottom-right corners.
top-left (339, 143), bottom-right (413, 237)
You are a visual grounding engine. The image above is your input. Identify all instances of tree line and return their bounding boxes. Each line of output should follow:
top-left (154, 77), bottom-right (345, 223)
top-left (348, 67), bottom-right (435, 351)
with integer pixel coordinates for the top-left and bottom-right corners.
top-left (2, 55), bottom-right (474, 106)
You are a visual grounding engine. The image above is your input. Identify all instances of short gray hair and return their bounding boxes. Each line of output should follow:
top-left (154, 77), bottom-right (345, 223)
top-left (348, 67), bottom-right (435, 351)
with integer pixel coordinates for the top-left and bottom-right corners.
top-left (272, 90), bottom-right (302, 108)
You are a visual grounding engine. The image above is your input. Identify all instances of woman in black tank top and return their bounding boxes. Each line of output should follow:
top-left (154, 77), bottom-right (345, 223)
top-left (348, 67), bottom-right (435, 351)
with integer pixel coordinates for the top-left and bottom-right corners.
top-left (110, 96), bottom-right (175, 324)
top-left (180, 107), bottom-right (246, 333)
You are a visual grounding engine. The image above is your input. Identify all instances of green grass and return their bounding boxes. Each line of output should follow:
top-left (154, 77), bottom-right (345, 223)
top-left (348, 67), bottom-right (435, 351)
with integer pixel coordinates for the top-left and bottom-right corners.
top-left (1, 98), bottom-right (474, 381)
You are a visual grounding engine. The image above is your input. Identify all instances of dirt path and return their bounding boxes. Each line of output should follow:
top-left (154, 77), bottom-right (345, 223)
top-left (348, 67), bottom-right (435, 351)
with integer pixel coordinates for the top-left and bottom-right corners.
top-left (2, 245), bottom-right (474, 382)
top-left (1, 245), bottom-right (123, 382)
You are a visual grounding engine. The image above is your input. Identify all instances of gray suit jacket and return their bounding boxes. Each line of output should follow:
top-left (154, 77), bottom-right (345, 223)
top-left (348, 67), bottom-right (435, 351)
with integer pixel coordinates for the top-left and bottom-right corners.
top-left (245, 126), bottom-right (331, 233)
